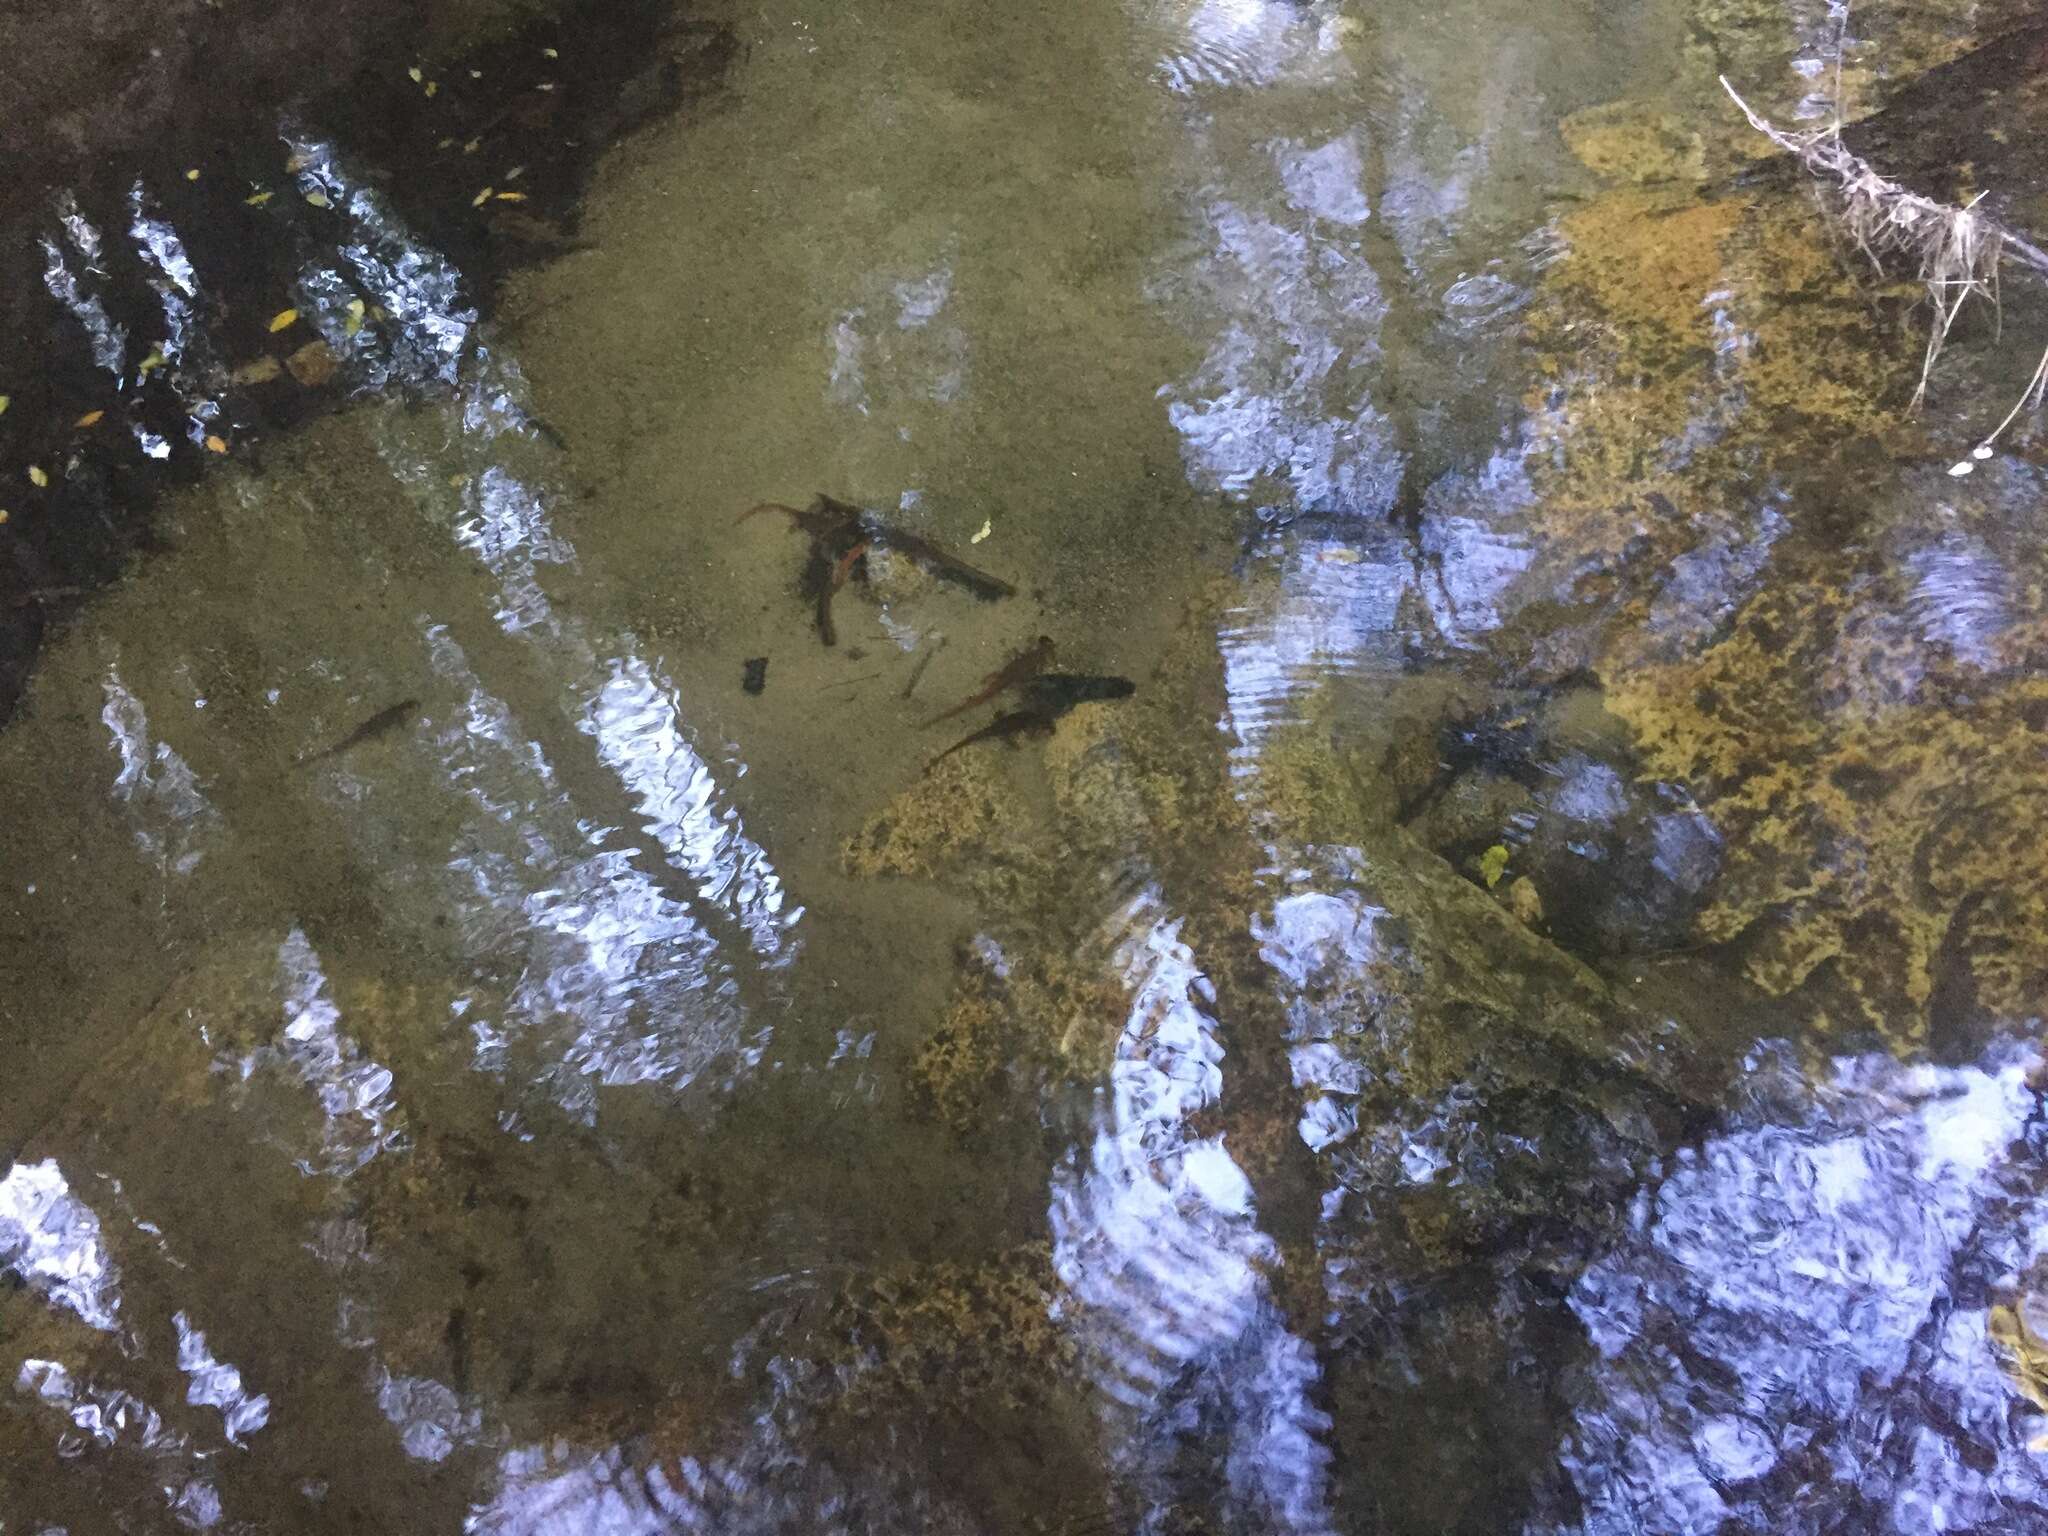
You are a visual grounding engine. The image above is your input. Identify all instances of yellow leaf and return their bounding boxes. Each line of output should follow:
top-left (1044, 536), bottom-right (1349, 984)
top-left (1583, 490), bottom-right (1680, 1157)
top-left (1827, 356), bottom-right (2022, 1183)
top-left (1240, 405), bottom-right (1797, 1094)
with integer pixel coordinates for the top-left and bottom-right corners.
top-left (138, 350), bottom-right (166, 378)
top-left (472, 186), bottom-right (495, 207)
top-left (0, 509), bottom-right (9, 525)
top-left (268, 307), bottom-right (299, 334)
top-left (204, 435), bottom-right (228, 454)
top-left (1478, 844), bottom-right (1510, 890)
top-left (494, 190), bottom-right (528, 202)
top-left (437, 136), bottom-right (456, 149)
top-left (969, 519), bottom-right (992, 544)
top-left (424, 80), bottom-right (439, 98)
top-left (28, 465), bottom-right (48, 487)
top-left (543, 46), bottom-right (559, 58)
top-left (463, 138), bottom-right (482, 154)
top-left (504, 164), bottom-right (526, 181)
top-left (75, 410), bottom-right (104, 428)
top-left (186, 168), bottom-right (202, 182)
top-left (244, 189), bottom-right (275, 207)
top-left (305, 191), bottom-right (331, 209)
top-left (344, 298), bottom-right (366, 336)
top-left (407, 66), bottom-right (423, 83)
top-left (0, 395), bottom-right (9, 416)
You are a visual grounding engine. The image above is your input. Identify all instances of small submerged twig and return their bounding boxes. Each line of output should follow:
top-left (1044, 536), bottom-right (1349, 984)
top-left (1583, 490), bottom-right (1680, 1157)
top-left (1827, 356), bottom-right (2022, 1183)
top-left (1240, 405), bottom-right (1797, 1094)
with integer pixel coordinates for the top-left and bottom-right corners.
top-left (899, 635), bottom-right (944, 700)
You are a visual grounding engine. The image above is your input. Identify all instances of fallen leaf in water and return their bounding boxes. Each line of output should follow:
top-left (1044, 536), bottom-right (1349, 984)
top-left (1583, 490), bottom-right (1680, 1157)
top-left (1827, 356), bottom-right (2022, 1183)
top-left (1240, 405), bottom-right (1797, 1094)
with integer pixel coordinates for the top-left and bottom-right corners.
top-left (204, 435), bottom-right (228, 454)
top-left (472, 186), bottom-right (495, 207)
top-left (494, 191), bottom-right (528, 202)
top-left (268, 308), bottom-right (299, 333)
top-left (344, 298), bottom-right (366, 336)
top-left (970, 519), bottom-right (992, 544)
top-left (304, 191), bottom-right (331, 209)
top-left (1479, 844), bottom-right (1510, 889)
top-left (505, 164), bottom-right (526, 181)
top-left (408, 66), bottom-right (423, 83)
top-left (27, 465), bottom-right (48, 487)
top-left (138, 350), bottom-right (166, 379)
top-left (185, 168), bottom-right (201, 182)
top-left (285, 339), bottom-right (338, 387)
top-left (437, 136), bottom-right (456, 149)
top-left (74, 410), bottom-right (103, 429)
top-left (464, 138), bottom-right (482, 154)
top-left (244, 188), bottom-right (275, 207)
top-left (0, 510), bottom-right (9, 525)
top-left (231, 356), bottom-right (283, 385)
top-left (543, 46), bottom-right (559, 58)
top-left (425, 81), bottom-right (439, 98)
top-left (0, 396), bottom-right (10, 416)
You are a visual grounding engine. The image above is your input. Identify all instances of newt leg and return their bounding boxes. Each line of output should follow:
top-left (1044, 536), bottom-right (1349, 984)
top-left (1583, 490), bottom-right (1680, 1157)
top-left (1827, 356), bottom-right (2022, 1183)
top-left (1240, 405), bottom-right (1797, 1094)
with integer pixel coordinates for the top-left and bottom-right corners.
top-left (832, 540), bottom-right (870, 588)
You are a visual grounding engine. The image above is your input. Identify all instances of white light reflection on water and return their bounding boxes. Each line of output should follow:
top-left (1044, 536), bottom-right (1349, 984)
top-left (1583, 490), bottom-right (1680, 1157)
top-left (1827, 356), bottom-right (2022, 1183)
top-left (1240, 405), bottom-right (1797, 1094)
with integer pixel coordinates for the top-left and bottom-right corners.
top-left (2, 1171), bottom-right (245, 1529)
top-left (16, 1357), bottom-right (228, 1530)
top-left (374, 1365), bottom-right (482, 1464)
top-left (101, 666), bottom-right (219, 879)
top-left (1050, 887), bottom-right (1338, 1534)
top-left (283, 131), bottom-right (798, 960)
top-left (173, 1311), bottom-right (272, 1444)
top-left (255, 928), bottom-right (405, 1177)
top-left (0, 1160), bottom-right (123, 1332)
top-left (424, 626), bottom-right (762, 1109)
top-left (41, 237), bottom-right (127, 376)
top-left (1540, 1039), bottom-right (2048, 1535)
top-left (1154, 0), bottom-right (1353, 96)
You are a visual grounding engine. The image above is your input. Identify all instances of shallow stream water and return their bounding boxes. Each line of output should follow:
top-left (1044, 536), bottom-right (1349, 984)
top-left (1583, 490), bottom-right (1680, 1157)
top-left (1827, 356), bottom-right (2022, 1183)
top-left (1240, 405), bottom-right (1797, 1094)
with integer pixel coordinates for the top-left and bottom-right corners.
top-left (5, 1), bottom-right (2048, 1531)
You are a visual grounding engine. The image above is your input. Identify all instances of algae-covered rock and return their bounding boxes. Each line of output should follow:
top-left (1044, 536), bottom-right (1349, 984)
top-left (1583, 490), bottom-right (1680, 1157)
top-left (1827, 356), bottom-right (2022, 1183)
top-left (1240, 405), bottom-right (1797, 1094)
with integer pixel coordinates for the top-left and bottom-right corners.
top-left (1560, 100), bottom-right (1705, 186)
top-left (841, 750), bottom-right (1035, 883)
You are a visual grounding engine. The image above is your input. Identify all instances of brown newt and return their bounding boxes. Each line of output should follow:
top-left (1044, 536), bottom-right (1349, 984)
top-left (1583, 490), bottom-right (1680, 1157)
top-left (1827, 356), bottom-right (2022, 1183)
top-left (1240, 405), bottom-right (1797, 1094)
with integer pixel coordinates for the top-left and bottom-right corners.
top-left (739, 494), bottom-right (1016, 648)
top-left (1017, 673), bottom-right (1136, 711)
top-left (859, 519), bottom-right (1016, 599)
top-left (924, 673), bottom-right (1136, 772)
top-left (735, 496), bottom-right (861, 541)
top-left (922, 635), bottom-right (1054, 726)
top-left (924, 707), bottom-right (1058, 773)
top-left (299, 699), bottom-right (420, 766)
